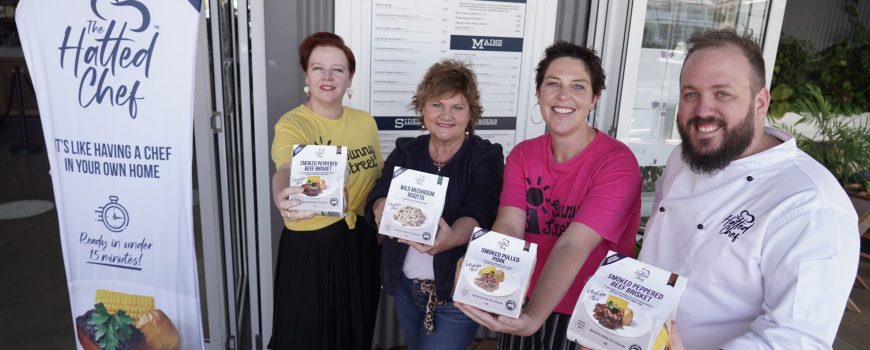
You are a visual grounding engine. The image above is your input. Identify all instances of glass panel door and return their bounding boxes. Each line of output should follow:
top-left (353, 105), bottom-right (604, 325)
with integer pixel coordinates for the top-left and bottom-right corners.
top-left (203, 0), bottom-right (252, 348)
top-left (616, 0), bottom-right (773, 166)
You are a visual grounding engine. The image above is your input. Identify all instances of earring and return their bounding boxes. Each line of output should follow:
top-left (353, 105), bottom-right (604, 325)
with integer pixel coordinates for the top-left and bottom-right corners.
top-left (530, 103), bottom-right (543, 125)
top-left (346, 88), bottom-right (353, 99)
top-left (303, 86), bottom-right (310, 96)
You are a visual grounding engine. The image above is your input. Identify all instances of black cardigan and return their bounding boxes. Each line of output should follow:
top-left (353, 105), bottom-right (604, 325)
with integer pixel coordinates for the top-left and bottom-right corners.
top-left (365, 134), bottom-right (504, 300)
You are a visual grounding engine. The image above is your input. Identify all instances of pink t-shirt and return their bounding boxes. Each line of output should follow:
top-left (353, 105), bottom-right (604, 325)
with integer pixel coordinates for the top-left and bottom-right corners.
top-left (500, 131), bottom-right (641, 315)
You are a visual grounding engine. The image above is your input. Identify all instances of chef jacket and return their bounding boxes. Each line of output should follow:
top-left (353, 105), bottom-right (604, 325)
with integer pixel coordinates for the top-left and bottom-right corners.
top-left (639, 127), bottom-right (859, 349)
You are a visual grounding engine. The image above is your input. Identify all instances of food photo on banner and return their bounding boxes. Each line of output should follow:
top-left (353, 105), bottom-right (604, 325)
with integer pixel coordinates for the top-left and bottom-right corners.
top-left (16, 0), bottom-right (205, 349)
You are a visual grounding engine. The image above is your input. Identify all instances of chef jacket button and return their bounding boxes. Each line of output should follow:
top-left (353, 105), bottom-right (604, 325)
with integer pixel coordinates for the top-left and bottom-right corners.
top-left (697, 224), bottom-right (704, 229)
top-left (659, 207), bottom-right (665, 212)
top-left (747, 176), bottom-right (754, 181)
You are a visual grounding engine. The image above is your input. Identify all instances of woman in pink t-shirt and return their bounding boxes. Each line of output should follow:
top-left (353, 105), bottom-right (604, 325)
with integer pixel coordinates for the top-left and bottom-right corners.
top-left (457, 41), bottom-right (641, 350)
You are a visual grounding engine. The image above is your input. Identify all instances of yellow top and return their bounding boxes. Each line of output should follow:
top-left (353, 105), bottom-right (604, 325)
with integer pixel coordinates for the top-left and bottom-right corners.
top-left (271, 104), bottom-right (382, 230)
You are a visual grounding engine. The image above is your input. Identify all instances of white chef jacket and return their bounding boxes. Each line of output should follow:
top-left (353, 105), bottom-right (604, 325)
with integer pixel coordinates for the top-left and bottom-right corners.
top-left (639, 127), bottom-right (859, 350)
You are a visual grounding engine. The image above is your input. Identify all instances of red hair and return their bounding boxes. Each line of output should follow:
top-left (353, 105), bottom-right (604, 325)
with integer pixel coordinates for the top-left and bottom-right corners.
top-left (298, 32), bottom-right (356, 75)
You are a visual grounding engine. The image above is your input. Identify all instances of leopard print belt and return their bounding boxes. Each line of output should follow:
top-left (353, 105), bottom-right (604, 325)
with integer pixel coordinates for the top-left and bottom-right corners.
top-left (417, 279), bottom-right (447, 335)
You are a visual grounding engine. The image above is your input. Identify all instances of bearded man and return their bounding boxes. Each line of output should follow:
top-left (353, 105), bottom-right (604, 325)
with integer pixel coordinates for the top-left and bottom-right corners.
top-left (638, 28), bottom-right (859, 350)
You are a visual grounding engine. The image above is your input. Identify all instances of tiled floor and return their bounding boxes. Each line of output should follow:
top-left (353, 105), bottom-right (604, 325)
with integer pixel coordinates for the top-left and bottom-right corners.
top-left (1, 121), bottom-right (869, 349)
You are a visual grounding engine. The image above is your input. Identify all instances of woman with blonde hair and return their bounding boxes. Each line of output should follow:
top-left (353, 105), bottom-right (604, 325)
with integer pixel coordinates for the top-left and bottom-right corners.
top-left (366, 59), bottom-right (504, 350)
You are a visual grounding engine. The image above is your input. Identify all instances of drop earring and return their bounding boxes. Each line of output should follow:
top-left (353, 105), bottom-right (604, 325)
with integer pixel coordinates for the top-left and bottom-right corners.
top-left (303, 86), bottom-right (310, 96)
top-left (530, 103), bottom-right (543, 125)
top-left (346, 88), bottom-right (353, 99)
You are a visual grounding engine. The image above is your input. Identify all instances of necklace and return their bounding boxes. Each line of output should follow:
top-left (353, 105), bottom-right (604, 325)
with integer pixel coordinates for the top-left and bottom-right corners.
top-left (433, 160), bottom-right (446, 174)
top-left (430, 133), bottom-right (469, 174)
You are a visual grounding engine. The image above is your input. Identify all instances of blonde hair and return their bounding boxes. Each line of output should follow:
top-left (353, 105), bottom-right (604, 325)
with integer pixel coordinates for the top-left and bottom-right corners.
top-left (411, 59), bottom-right (482, 134)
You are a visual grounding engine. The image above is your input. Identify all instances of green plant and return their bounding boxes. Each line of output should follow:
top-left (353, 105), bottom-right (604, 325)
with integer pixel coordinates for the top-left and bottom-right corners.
top-left (772, 84), bottom-right (870, 191)
top-left (770, 0), bottom-right (870, 118)
top-left (640, 166), bottom-right (664, 193)
top-left (769, 36), bottom-right (814, 118)
top-left (814, 40), bottom-right (870, 115)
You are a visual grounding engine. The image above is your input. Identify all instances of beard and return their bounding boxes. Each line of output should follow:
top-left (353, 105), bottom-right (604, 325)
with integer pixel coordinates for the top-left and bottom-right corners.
top-left (677, 102), bottom-right (755, 175)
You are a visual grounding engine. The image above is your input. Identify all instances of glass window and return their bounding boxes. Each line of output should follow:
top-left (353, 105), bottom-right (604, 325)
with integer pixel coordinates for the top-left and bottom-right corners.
top-left (615, 0), bottom-right (772, 167)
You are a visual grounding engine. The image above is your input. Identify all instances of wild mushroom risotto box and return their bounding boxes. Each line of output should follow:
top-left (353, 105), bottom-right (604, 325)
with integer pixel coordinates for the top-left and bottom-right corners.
top-left (289, 144), bottom-right (348, 217)
top-left (452, 228), bottom-right (537, 318)
top-left (567, 251), bottom-right (687, 350)
top-left (379, 167), bottom-right (448, 245)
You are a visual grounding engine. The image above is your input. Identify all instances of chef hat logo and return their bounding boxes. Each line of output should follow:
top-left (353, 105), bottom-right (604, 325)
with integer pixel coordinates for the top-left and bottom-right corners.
top-left (739, 210), bottom-right (755, 223)
top-left (634, 268), bottom-right (650, 282)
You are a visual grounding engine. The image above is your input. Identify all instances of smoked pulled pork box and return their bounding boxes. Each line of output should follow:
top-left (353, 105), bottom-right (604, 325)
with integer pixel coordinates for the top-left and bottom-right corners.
top-left (288, 144), bottom-right (348, 217)
top-left (452, 228), bottom-right (537, 318)
top-left (379, 167), bottom-right (449, 245)
top-left (567, 251), bottom-right (687, 350)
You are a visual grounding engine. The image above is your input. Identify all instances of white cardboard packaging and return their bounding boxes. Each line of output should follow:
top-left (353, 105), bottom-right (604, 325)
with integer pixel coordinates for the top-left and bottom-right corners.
top-left (452, 228), bottom-right (537, 318)
top-left (288, 144), bottom-right (348, 217)
top-left (379, 167), bottom-right (448, 245)
top-left (567, 251), bottom-right (687, 350)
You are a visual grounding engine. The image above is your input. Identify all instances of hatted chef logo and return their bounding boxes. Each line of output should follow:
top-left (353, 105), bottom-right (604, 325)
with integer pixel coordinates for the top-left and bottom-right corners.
top-left (58, 0), bottom-right (160, 119)
top-left (635, 268), bottom-right (650, 282)
top-left (719, 210), bottom-right (755, 242)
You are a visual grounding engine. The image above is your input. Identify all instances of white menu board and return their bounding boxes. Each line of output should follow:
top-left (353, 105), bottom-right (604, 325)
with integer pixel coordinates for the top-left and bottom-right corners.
top-left (337, 0), bottom-right (557, 157)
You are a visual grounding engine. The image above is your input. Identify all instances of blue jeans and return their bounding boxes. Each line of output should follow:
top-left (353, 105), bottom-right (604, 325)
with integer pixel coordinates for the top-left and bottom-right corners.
top-left (392, 275), bottom-right (479, 350)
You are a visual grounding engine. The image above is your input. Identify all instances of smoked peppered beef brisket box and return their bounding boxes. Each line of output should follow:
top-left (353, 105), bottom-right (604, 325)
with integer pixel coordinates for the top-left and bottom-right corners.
top-left (567, 251), bottom-right (687, 350)
top-left (379, 167), bottom-right (448, 245)
top-left (452, 228), bottom-right (537, 318)
top-left (289, 145), bottom-right (348, 217)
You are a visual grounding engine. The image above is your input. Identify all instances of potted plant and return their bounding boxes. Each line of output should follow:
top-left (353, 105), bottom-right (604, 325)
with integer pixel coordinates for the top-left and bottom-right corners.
top-left (772, 84), bottom-right (870, 195)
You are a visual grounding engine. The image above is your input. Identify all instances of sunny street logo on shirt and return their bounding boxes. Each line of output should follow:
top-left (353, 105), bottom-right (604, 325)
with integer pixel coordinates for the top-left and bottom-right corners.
top-left (348, 144), bottom-right (377, 174)
top-left (719, 210), bottom-right (755, 242)
top-left (523, 176), bottom-right (580, 237)
top-left (543, 199), bottom-right (579, 236)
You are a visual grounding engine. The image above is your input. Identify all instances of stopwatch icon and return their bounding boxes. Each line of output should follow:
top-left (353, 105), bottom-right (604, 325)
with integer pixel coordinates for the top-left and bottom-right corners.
top-left (96, 195), bottom-right (130, 232)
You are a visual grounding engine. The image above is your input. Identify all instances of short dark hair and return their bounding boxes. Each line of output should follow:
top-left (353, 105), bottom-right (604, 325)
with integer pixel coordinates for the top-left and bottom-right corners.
top-left (685, 28), bottom-right (766, 94)
top-left (298, 32), bottom-right (356, 75)
top-left (411, 59), bottom-right (483, 134)
top-left (535, 41), bottom-right (606, 96)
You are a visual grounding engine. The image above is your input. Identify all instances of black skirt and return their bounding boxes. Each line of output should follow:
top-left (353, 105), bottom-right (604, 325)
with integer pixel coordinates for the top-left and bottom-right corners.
top-left (270, 217), bottom-right (380, 350)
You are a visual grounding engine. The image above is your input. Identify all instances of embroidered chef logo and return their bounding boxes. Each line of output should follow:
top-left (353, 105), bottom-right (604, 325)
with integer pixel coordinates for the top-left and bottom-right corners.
top-left (719, 210), bottom-right (755, 242)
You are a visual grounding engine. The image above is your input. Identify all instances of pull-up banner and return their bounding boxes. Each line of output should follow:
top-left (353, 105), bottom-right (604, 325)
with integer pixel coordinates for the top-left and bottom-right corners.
top-left (17, 1), bottom-right (204, 349)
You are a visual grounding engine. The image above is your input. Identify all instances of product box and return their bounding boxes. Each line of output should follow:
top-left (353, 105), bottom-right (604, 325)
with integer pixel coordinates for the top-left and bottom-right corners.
top-left (288, 144), bottom-right (348, 217)
top-left (567, 251), bottom-right (687, 350)
top-left (452, 228), bottom-right (537, 318)
top-left (379, 167), bottom-right (448, 245)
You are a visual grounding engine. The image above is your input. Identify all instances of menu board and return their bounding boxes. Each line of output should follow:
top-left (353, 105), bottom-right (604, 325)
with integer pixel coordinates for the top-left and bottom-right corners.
top-left (338, 0), bottom-right (556, 157)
